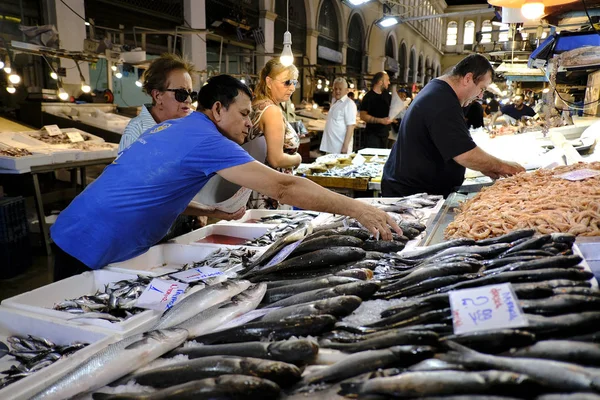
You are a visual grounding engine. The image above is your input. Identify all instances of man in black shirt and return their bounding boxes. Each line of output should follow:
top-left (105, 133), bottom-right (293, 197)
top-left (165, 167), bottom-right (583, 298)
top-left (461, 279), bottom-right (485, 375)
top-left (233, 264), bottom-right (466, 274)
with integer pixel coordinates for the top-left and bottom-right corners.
top-left (490, 95), bottom-right (536, 126)
top-left (464, 99), bottom-right (484, 129)
top-left (360, 71), bottom-right (392, 148)
top-left (382, 54), bottom-right (524, 198)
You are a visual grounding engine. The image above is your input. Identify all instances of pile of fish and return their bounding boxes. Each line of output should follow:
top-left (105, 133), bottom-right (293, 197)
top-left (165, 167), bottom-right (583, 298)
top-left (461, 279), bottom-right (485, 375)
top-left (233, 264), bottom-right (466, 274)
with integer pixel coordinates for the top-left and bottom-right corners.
top-left (250, 212), bottom-right (319, 226)
top-left (0, 335), bottom-right (88, 389)
top-left (314, 163), bottom-right (384, 178)
top-left (53, 276), bottom-right (152, 322)
top-left (180, 247), bottom-right (259, 274)
top-left (58, 228), bottom-right (600, 400)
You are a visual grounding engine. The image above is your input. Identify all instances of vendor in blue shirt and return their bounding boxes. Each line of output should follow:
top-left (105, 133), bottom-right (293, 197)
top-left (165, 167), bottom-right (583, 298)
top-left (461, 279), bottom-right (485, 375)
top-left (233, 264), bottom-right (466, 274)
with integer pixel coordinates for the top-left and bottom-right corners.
top-left (490, 95), bottom-right (536, 127)
top-left (51, 75), bottom-right (401, 281)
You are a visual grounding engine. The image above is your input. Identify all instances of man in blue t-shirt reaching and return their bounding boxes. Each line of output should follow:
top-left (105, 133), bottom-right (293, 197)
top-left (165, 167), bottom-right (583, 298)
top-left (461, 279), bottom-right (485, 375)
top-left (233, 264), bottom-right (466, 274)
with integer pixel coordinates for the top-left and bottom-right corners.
top-left (51, 75), bottom-right (401, 280)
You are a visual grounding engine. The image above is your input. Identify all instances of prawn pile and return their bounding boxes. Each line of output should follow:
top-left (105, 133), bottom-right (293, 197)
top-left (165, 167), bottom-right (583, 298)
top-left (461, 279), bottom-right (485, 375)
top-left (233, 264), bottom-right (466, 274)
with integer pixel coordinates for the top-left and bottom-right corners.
top-left (446, 162), bottom-right (600, 240)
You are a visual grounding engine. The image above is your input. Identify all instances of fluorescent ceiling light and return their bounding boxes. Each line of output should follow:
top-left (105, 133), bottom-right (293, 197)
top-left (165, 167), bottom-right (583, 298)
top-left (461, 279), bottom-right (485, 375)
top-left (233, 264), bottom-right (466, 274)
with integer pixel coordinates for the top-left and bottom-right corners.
top-left (376, 16), bottom-right (399, 28)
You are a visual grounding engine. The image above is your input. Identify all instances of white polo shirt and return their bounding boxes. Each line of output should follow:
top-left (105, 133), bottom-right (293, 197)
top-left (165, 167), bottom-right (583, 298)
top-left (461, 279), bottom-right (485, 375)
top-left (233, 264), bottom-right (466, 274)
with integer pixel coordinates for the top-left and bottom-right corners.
top-left (320, 95), bottom-right (358, 154)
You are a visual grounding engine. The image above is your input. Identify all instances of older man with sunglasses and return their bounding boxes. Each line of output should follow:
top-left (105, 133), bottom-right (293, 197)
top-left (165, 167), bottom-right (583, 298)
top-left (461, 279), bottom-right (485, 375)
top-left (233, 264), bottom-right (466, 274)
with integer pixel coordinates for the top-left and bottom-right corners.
top-left (50, 74), bottom-right (401, 281)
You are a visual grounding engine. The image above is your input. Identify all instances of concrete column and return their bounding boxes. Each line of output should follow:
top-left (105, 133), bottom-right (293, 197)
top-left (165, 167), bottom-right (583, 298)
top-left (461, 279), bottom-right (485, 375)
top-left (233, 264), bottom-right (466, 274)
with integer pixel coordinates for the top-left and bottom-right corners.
top-left (50, 0), bottom-right (88, 87)
top-left (183, 0), bottom-right (207, 90)
top-left (304, 29), bottom-right (319, 101)
top-left (257, 9), bottom-right (277, 69)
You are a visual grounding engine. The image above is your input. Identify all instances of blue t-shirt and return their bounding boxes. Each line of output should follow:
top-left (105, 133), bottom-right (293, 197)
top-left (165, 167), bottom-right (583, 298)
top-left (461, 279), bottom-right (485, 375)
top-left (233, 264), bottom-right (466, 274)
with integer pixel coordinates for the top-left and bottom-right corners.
top-left (51, 112), bottom-right (254, 269)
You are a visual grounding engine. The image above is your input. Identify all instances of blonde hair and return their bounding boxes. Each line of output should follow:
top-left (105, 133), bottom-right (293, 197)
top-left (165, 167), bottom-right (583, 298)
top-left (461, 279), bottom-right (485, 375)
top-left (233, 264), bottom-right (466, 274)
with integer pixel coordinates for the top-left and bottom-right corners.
top-left (254, 58), bottom-right (299, 102)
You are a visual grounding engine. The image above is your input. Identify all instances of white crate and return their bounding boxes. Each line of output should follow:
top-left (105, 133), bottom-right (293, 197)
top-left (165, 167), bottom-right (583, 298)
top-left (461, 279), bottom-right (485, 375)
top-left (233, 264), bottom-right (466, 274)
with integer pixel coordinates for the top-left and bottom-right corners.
top-left (0, 306), bottom-right (116, 400)
top-left (1, 270), bottom-right (161, 334)
top-left (0, 132), bottom-right (79, 164)
top-left (105, 243), bottom-right (261, 276)
top-left (170, 223), bottom-right (272, 246)
top-left (0, 152), bottom-right (51, 172)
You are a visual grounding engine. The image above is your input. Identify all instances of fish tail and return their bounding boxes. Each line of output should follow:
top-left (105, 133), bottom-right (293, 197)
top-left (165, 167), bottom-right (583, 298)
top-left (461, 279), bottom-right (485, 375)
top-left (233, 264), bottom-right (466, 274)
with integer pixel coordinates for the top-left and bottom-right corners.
top-left (92, 392), bottom-right (145, 400)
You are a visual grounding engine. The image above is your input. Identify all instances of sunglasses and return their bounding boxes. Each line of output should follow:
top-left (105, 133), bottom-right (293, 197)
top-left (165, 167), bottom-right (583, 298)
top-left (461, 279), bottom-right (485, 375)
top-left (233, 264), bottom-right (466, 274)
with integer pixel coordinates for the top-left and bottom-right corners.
top-left (165, 88), bottom-right (198, 102)
top-left (274, 79), bottom-right (298, 87)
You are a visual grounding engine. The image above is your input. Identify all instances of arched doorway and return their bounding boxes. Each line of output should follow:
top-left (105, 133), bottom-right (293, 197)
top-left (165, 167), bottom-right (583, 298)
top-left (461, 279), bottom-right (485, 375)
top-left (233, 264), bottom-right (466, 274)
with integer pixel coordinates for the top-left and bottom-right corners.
top-left (398, 42), bottom-right (407, 84)
top-left (408, 48), bottom-right (416, 84)
top-left (346, 14), bottom-right (364, 76)
top-left (384, 35), bottom-right (398, 77)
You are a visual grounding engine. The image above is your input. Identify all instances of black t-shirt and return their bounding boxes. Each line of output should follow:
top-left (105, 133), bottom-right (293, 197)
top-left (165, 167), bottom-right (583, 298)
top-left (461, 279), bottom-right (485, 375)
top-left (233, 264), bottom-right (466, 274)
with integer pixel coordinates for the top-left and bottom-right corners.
top-left (382, 79), bottom-right (477, 197)
top-left (360, 90), bottom-right (391, 137)
top-left (464, 101), bottom-right (484, 129)
top-left (501, 103), bottom-right (535, 120)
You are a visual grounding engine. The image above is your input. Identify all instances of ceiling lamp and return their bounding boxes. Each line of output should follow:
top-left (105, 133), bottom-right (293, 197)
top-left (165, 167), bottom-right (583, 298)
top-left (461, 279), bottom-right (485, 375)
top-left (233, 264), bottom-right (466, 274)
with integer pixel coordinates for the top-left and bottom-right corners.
top-left (6, 85), bottom-right (15, 94)
top-left (341, 0), bottom-right (371, 6)
top-left (521, 0), bottom-right (545, 19)
top-left (57, 87), bottom-right (69, 101)
top-left (487, 0), bottom-right (577, 20)
top-left (376, 16), bottom-right (399, 29)
top-left (279, 0), bottom-right (294, 66)
top-left (8, 73), bottom-right (21, 84)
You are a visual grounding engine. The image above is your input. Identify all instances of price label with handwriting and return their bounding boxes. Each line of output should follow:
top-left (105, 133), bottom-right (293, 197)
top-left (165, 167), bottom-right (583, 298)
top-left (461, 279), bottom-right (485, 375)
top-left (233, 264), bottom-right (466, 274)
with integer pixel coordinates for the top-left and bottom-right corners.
top-left (66, 131), bottom-right (85, 143)
top-left (135, 278), bottom-right (188, 311)
top-left (170, 266), bottom-right (224, 283)
top-left (43, 125), bottom-right (62, 136)
top-left (449, 283), bottom-right (528, 335)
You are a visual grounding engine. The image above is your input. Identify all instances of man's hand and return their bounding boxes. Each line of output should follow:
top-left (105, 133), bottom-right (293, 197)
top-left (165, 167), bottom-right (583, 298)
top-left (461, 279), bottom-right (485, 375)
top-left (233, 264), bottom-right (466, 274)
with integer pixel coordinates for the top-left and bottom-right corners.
top-left (207, 206), bottom-right (246, 221)
top-left (353, 203), bottom-right (402, 241)
top-left (341, 144), bottom-right (349, 154)
top-left (380, 117), bottom-right (392, 125)
top-left (498, 161), bottom-right (525, 177)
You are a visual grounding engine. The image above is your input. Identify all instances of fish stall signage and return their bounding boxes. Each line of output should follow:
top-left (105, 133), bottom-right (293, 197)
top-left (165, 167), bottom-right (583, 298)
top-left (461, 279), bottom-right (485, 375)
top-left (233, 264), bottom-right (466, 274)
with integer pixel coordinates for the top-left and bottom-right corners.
top-left (170, 266), bottom-right (224, 283)
top-left (449, 283), bottom-right (528, 335)
top-left (136, 278), bottom-right (188, 311)
top-left (265, 238), bottom-right (305, 267)
top-left (43, 124), bottom-right (62, 136)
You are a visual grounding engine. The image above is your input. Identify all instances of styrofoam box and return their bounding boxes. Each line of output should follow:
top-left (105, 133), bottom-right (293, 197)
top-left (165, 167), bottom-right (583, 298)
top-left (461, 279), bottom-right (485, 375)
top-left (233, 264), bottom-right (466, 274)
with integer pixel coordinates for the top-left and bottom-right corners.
top-left (1, 132), bottom-right (80, 164)
top-left (51, 142), bottom-right (118, 161)
top-left (1, 270), bottom-right (162, 334)
top-left (222, 209), bottom-right (310, 224)
top-left (0, 306), bottom-right (116, 400)
top-left (106, 243), bottom-right (263, 276)
top-left (0, 151), bottom-right (51, 172)
top-left (170, 223), bottom-right (272, 246)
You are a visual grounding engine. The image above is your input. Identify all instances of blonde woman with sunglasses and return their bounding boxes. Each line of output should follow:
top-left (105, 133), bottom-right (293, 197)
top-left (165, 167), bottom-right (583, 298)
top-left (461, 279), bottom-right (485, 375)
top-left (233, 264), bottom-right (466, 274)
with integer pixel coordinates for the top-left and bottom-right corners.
top-left (248, 58), bottom-right (302, 209)
top-left (119, 53), bottom-right (197, 151)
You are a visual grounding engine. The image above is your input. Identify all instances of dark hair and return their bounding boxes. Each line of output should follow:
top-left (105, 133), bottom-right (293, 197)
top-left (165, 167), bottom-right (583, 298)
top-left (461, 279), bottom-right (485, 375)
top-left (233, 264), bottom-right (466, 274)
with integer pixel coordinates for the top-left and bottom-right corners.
top-left (198, 74), bottom-right (252, 110)
top-left (142, 53), bottom-right (195, 103)
top-left (450, 54), bottom-right (494, 84)
top-left (347, 92), bottom-right (355, 99)
top-left (371, 71), bottom-right (388, 87)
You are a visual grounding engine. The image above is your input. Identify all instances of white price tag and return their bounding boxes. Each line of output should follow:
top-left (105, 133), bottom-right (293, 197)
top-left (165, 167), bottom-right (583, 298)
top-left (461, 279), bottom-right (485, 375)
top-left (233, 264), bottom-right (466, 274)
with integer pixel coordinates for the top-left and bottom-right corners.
top-left (449, 283), bottom-right (528, 335)
top-left (66, 131), bottom-right (85, 143)
top-left (217, 308), bottom-right (279, 331)
top-left (170, 266), bottom-right (224, 283)
top-left (43, 125), bottom-right (62, 136)
top-left (555, 168), bottom-right (600, 182)
top-left (135, 278), bottom-right (188, 311)
top-left (352, 154), bottom-right (366, 166)
top-left (264, 239), bottom-right (304, 267)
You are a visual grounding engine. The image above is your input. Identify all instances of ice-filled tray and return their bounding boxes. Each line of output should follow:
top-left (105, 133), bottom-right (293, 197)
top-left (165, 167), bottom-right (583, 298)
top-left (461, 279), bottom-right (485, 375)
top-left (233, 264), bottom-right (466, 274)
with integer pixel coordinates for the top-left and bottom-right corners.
top-left (106, 243), bottom-right (262, 276)
top-left (170, 224), bottom-right (272, 246)
top-left (1, 270), bottom-right (161, 334)
top-left (0, 306), bottom-right (116, 400)
top-left (79, 111), bottom-right (130, 134)
top-left (51, 141), bottom-right (118, 161)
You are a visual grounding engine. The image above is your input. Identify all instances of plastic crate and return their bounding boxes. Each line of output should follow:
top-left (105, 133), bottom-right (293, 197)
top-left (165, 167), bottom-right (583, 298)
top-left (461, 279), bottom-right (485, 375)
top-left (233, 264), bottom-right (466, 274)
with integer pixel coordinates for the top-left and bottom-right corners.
top-left (0, 196), bottom-right (29, 242)
top-left (0, 236), bottom-right (31, 279)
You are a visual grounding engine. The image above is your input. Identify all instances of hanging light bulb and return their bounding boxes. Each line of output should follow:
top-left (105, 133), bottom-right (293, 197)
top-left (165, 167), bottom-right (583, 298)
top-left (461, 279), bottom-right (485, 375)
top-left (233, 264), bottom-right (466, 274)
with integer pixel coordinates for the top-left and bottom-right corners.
top-left (317, 84), bottom-right (322, 90)
top-left (521, 0), bottom-right (545, 20)
top-left (135, 80), bottom-right (143, 87)
top-left (3, 66), bottom-right (11, 74)
top-left (115, 71), bottom-right (123, 79)
top-left (111, 64), bottom-right (118, 72)
top-left (50, 71), bottom-right (58, 80)
top-left (6, 85), bottom-right (16, 94)
top-left (0, 59), bottom-right (4, 70)
top-left (57, 87), bottom-right (69, 101)
top-left (81, 82), bottom-right (91, 93)
top-left (318, 79), bottom-right (322, 84)
top-left (324, 87), bottom-right (329, 92)
top-left (349, 83), bottom-right (355, 89)
top-left (312, 103), bottom-right (318, 109)
top-left (325, 80), bottom-right (330, 85)
top-left (280, 31), bottom-right (294, 66)
top-left (8, 73), bottom-right (21, 85)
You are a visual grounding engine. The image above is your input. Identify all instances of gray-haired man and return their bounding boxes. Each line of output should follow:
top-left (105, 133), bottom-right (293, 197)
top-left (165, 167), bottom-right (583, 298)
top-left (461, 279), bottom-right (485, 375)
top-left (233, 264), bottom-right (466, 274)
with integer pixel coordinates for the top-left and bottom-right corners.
top-left (320, 78), bottom-right (357, 154)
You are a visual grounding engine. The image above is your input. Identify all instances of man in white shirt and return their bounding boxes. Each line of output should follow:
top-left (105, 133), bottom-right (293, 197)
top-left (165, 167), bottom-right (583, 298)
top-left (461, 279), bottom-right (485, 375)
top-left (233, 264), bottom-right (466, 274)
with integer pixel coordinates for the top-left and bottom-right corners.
top-left (320, 78), bottom-right (357, 154)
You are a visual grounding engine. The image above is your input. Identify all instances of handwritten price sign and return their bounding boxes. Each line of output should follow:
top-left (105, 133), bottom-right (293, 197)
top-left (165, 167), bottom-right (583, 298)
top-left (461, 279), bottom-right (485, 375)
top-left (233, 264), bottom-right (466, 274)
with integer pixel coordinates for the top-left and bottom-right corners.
top-left (449, 283), bottom-right (528, 335)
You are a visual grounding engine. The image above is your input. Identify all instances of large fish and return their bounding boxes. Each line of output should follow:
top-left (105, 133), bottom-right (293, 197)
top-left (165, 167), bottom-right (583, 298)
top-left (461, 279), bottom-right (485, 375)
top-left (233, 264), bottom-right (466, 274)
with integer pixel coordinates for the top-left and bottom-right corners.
top-left (166, 339), bottom-right (318, 365)
top-left (262, 276), bottom-right (360, 304)
top-left (175, 283), bottom-right (266, 338)
top-left (400, 238), bottom-right (476, 260)
top-left (319, 330), bottom-right (438, 353)
top-left (356, 370), bottom-right (544, 398)
top-left (440, 329), bottom-right (536, 354)
top-left (289, 235), bottom-right (364, 257)
top-left (154, 280), bottom-right (251, 329)
top-left (506, 340), bottom-right (600, 367)
top-left (191, 315), bottom-right (337, 344)
top-left (524, 312), bottom-right (600, 339)
top-left (31, 329), bottom-right (188, 400)
top-left (439, 341), bottom-right (600, 392)
top-left (265, 281), bottom-right (380, 308)
top-left (93, 374), bottom-right (280, 400)
top-left (125, 355), bottom-right (301, 388)
top-left (260, 296), bottom-right (362, 322)
top-left (242, 246), bottom-right (366, 278)
top-left (482, 255), bottom-right (583, 276)
top-left (500, 234), bottom-right (552, 257)
top-left (520, 295), bottom-right (600, 316)
top-left (243, 223), bottom-right (312, 270)
top-left (300, 345), bottom-right (435, 385)
top-left (536, 394), bottom-right (600, 400)
top-left (475, 229), bottom-right (537, 245)
top-left (381, 262), bottom-right (479, 293)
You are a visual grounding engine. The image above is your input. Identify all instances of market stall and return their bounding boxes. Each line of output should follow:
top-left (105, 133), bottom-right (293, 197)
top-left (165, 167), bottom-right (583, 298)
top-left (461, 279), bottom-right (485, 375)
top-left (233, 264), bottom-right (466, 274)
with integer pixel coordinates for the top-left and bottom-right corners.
top-left (0, 192), bottom-right (599, 399)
